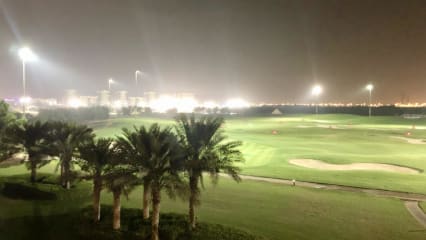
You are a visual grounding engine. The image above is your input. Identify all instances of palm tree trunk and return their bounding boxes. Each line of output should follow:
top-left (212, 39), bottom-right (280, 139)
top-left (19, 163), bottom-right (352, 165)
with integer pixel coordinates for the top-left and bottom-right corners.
top-left (143, 180), bottom-right (150, 219)
top-left (93, 175), bottom-right (102, 222)
top-left (60, 162), bottom-right (65, 187)
top-left (189, 175), bottom-right (198, 229)
top-left (30, 160), bottom-right (37, 183)
top-left (112, 189), bottom-right (121, 230)
top-left (60, 154), bottom-right (71, 189)
top-left (151, 188), bottom-right (161, 240)
top-left (64, 160), bottom-right (71, 190)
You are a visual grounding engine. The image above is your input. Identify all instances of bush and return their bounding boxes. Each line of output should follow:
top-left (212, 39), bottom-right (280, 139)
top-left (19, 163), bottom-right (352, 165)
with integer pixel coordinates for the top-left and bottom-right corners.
top-left (76, 207), bottom-right (266, 240)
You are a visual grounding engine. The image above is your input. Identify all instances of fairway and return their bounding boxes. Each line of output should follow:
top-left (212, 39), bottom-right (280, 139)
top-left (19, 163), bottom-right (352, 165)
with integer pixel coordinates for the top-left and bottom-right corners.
top-left (93, 114), bottom-right (426, 194)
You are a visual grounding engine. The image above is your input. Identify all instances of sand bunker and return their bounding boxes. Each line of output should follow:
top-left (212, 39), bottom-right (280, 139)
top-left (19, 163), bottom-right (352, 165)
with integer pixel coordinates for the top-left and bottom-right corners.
top-left (391, 136), bottom-right (426, 145)
top-left (289, 159), bottom-right (420, 174)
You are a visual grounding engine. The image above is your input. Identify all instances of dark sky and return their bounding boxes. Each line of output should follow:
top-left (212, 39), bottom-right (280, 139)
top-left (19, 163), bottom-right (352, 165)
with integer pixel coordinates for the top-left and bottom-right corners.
top-left (1, 0), bottom-right (426, 103)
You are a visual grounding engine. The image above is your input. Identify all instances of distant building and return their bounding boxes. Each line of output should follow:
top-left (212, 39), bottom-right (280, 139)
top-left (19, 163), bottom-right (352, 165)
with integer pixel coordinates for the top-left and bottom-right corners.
top-left (64, 89), bottom-right (77, 105)
top-left (98, 90), bottom-right (110, 106)
top-left (113, 91), bottom-right (128, 108)
top-left (129, 97), bottom-right (145, 107)
top-left (144, 92), bottom-right (157, 107)
top-left (80, 96), bottom-right (98, 106)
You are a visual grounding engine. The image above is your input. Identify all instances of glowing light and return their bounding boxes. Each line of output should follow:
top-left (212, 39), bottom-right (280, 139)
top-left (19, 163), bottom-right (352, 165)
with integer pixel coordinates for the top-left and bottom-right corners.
top-left (112, 100), bottom-right (123, 109)
top-left (67, 98), bottom-right (82, 108)
top-left (19, 96), bottom-right (32, 104)
top-left (151, 95), bottom-right (176, 113)
top-left (311, 85), bottom-right (322, 96)
top-left (108, 78), bottom-right (114, 84)
top-left (203, 101), bottom-right (219, 109)
top-left (366, 84), bottom-right (374, 91)
top-left (176, 97), bottom-right (198, 113)
top-left (225, 98), bottom-right (250, 109)
top-left (18, 47), bottom-right (38, 62)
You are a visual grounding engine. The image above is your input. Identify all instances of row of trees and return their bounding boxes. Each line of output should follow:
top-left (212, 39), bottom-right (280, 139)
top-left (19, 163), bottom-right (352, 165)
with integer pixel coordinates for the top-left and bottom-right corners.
top-left (37, 106), bottom-right (109, 122)
top-left (0, 101), bottom-right (244, 240)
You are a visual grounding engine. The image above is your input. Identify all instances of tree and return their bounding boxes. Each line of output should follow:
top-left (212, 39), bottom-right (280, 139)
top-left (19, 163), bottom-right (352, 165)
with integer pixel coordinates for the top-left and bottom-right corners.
top-left (175, 114), bottom-right (243, 229)
top-left (78, 137), bottom-right (116, 222)
top-left (104, 164), bottom-right (138, 230)
top-left (116, 127), bottom-right (152, 220)
top-left (117, 124), bottom-right (186, 240)
top-left (0, 101), bottom-right (19, 161)
top-left (8, 121), bottom-right (53, 182)
top-left (49, 122), bottom-right (93, 189)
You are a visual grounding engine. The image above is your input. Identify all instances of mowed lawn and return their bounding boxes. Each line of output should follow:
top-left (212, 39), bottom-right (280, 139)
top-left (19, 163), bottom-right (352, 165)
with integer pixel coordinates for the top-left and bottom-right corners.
top-left (0, 170), bottom-right (424, 240)
top-left (93, 114), bottom-right (426, 194)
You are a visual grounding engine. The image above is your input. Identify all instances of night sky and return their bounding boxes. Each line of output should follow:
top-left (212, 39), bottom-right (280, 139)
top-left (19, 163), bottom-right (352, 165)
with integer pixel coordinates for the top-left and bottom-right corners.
top-left (1, 0), bottom-right (425, 103)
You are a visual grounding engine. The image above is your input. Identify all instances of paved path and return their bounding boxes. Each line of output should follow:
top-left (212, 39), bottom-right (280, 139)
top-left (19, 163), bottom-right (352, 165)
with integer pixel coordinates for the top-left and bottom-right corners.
top-left (221, 174), bottom-right (426, 228)
top-left (236, 174), bottom-right (426, 201)
top-left (404, 201), bottom-right (426, 228)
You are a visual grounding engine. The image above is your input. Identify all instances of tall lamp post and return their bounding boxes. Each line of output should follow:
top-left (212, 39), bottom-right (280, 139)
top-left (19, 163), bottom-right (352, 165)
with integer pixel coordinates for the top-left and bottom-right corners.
top-left (366, 84), bottom-right (374, 117)
top-left (108, 78), bottom-right (114, 91)
top-left (135, 70), bottom-right (141, 96)
top-left (311, 85), bottom-right (322, 114)
top-left (18, 47), bottom-right (37, 117)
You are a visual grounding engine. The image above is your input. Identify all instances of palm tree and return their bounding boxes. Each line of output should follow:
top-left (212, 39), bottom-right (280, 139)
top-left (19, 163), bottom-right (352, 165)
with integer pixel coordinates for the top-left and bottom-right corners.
top-left (115, 126), bottom-right (153, 220)
top-left (49, 121), bottom-right (93, 189)
top-left (78, 137), bottom-right (116, 222)
top-left (104, 164), bottom-right (138, 230)
top-left (8, 121), bottom-right (53, 182)
top-left (0, 100), bottom-right (19, 161)
top-left (117, 124), bottom-right (186, 240)
top-left (175, 114), bottom-right (244, 229)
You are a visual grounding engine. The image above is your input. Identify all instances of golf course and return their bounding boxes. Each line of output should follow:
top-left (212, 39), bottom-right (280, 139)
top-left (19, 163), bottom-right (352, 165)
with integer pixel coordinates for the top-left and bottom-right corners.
top-left (1, 114), bottom-right (426, 239)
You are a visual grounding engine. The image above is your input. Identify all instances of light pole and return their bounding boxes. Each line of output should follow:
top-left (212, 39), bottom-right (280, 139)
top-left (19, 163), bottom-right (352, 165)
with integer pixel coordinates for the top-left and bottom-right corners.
top-left (108, 78), bottom-right (114, 91)
top-left (18, 47), bottom-right (37, 117)
top-left (311, 85), bottom-right (322, 114)
top-left (135, 70), bottom-right (141, 96)
top-left (366, 84), bottom-right (374, 117)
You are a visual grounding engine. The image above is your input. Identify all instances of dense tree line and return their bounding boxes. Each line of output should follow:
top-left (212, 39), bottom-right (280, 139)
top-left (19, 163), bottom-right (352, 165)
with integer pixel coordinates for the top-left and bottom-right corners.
top-left (195, 105), bottom-right (426, 116)
top-left (0, 101), bottom-right (243, 240)
top-left (37, 106), bottom-right (109, 122)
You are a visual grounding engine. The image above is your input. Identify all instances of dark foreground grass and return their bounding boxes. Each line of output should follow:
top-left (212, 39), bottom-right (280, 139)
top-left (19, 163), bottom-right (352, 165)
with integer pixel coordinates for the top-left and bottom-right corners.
top-left (0, 206), bottom-right (264, 240)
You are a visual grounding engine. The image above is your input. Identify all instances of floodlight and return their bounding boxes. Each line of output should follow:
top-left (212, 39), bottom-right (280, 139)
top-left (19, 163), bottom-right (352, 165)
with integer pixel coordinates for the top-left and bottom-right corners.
top-left (18, 47), bottom-right (38, 62)
top-left (67, 98), bottom-right (82, 108)
top-left (311, 85), bottom-right (322, 96)
top-left (19, 96), bottom-right (32, 104)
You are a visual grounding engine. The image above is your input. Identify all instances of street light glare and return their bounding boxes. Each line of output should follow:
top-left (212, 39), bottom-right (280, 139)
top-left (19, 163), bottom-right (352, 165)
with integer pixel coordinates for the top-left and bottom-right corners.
top-left (312, 85), bottom-right (322, 96)
top-left (366, 84), bottom-right (374, 91)
top-left (18, 47), bottom-right (38, 62)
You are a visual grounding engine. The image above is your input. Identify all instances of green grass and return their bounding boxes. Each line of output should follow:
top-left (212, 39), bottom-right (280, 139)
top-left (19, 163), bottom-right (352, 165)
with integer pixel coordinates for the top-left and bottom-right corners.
top-left (91, 115), bottom-right (426, 194)
top-left (420, 202), bottom-right (426, 213)
top-left (0, 174), bottom-right (424, 240)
